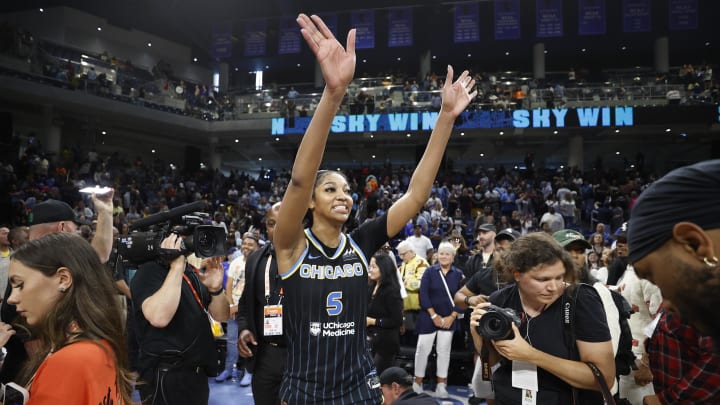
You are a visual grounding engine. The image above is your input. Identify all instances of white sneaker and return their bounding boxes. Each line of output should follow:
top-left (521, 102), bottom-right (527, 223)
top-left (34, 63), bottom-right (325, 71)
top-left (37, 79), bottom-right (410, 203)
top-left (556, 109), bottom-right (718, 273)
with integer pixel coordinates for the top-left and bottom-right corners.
top-left (412, 382), bottom-right (423, 394)
top-left (435, 382), bottom-right (449, 398)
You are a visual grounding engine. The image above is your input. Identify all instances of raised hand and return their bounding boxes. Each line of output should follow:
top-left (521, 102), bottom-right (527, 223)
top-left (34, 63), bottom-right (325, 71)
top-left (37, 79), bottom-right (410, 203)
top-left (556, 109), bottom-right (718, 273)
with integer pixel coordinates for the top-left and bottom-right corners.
top-left (440, 65), bottom-right (477, 117)
top-left (91, 188), bottom-right (114, 216)
top-left (198, 256), bottom-right (224, 292)
top-left (297, 14), bottom-right (356, 94)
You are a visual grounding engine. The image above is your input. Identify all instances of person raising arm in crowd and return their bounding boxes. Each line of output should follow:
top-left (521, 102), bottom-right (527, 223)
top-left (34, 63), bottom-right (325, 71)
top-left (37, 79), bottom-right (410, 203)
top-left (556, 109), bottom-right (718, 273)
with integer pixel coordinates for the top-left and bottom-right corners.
top-left (272, 13), bottom-right (476, 404)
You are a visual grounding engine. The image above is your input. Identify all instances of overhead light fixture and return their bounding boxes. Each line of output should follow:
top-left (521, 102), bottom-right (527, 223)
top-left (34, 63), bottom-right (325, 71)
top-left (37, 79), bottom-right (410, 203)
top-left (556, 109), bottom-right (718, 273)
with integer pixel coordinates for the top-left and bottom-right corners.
top-left (258, 157), bottom-right (263, 161)
top-left (480, 153), bottom-right (484, 157)
top-left (193, 57), bottom-right (198, 62)
top-left (499, 131), bottom-right (504, 135)
top-left (101, 131), bottom-right (107, 135)
top-left (406, 133), bottom-right (411, 137)
top-left (581, 48), bottom-right (586, 52)
top-left (615, 151), bottom-right (620, 155)
top-left (147, 42), bottom-right (152, 47)
top-left (275, 137), bottom-right (280, 141)
top-left (39, 8), bottom-right (44, 12)
top-left (97, 27), bottom-right (102, 32)
top-left (235, 139), bottom-right (239, 143)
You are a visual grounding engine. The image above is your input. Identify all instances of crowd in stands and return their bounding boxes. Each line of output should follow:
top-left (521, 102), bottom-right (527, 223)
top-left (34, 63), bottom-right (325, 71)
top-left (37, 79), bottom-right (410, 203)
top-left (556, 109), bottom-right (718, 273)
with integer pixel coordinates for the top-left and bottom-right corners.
top-left (2, 132), bottom-right (652, 254)
top-left (1, 22), bottom-right (717, 123)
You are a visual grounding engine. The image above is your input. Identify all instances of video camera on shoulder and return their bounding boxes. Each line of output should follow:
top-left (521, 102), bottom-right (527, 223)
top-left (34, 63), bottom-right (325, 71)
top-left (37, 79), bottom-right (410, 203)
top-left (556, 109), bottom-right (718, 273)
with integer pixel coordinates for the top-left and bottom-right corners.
top-left (477, 305), bottom-right (522, 340)
top-left (118, 201), bottom-right (227, 267)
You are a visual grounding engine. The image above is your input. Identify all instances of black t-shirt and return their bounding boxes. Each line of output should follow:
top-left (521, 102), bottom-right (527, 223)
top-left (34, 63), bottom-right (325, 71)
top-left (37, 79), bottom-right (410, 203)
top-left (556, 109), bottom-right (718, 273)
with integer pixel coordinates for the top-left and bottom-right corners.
top-left (489, 284), bottom-right (610, 405)
top-left (464, 265), bottom-right (505, 297)
top-left (464, 252), bottom-right (494, 280)
top-left (130, 260), bottom-right (217, 373)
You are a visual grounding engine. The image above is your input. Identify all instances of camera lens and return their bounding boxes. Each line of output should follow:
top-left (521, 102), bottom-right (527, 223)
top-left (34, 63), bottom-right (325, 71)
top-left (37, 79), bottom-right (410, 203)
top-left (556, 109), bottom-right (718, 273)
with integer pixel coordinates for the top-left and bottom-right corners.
top-left (195, 229), bottom-right (216, 257)
top-left (487, 317), bottom-right (503, 331)
top-left (477, 306), bottom-right (518, 340)
top-left (189, 225), bottom-right (228, 258)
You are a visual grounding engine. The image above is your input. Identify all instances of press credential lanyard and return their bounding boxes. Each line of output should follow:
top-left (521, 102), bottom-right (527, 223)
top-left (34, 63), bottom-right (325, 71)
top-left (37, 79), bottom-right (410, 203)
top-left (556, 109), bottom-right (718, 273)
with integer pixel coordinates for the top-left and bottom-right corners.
top-left (263, 255), bottom-right (283, 336)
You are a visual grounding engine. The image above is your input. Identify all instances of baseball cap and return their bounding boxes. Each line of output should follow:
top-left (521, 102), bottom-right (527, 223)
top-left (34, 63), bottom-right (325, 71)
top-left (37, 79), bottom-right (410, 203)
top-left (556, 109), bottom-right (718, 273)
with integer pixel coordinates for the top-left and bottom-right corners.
top-left (476, 223), bottom-right (497, 233)
top-left (495, 228), bottom-right (520, 242)
top-left (552, 229), bottom-right (592, 249)
top-left (30, 199), bottom-right (79, 225)
top-left (379, 367), bottom-right (413, 387)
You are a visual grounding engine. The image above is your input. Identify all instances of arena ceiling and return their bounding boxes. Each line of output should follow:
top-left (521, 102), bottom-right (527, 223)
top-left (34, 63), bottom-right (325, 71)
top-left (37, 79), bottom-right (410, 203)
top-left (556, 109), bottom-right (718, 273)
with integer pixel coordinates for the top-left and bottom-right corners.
top-left (3, 0), bottom-right (718, 84)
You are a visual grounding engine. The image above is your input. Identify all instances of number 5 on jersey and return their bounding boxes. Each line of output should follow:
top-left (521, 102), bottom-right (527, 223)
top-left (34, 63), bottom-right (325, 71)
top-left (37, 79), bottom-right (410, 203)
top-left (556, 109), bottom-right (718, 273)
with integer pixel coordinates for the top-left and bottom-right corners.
top-left (326, 291), bottom-right (343, 316)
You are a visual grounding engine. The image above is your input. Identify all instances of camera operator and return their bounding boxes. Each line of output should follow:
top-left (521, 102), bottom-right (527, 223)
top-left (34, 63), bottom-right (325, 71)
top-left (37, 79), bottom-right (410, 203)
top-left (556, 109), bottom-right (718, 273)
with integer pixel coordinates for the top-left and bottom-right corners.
top-left (470, 233), bottom-right (614, 404)
top-left (131, 233), bottom-right (229, 405)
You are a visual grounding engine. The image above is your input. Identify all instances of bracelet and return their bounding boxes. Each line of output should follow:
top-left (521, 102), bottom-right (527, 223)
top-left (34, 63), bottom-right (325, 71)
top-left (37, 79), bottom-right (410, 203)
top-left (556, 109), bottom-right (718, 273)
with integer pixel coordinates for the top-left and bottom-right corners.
top-left (464, 296), bottom-right (471, 305)
top-left (209, 288), bottom-right (224, 296)
top-left (431, 313), bottom-right (439, 319)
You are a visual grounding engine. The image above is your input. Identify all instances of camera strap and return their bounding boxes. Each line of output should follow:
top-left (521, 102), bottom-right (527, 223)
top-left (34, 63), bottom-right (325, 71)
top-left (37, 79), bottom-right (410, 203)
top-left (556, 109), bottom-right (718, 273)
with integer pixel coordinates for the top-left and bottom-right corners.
top-left (182, 273), bottom-right (205, 310)
top-left (564, 284), bottom-right (616, 405)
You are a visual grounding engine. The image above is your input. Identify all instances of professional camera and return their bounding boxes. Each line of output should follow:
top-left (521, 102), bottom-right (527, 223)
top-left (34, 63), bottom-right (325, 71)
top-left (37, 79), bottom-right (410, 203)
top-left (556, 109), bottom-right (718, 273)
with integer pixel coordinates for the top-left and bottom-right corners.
top-left (477, 305), bottom-right (522, 340)
top-left (118, 201), bottom-right (227, 266)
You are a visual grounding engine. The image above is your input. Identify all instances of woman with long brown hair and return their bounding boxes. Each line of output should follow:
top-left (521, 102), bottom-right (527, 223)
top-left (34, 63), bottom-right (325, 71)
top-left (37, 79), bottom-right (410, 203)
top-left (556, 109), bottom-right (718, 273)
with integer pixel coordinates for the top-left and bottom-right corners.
top-left (7, 233), bottom-right (135, 404)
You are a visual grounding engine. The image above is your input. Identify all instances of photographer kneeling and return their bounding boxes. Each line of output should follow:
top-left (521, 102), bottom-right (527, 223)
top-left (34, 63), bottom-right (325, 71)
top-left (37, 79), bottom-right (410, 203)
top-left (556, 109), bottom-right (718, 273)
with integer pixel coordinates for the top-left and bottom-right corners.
top-left (470, 233), bottom-right (614, 405)
top-left (131, 233), bottom-right (229, 405)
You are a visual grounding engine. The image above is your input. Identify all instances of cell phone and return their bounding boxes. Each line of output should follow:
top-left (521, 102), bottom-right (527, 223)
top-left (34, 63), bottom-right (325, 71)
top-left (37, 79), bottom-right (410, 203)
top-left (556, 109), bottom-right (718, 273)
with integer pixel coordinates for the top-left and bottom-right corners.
top-left (79, 186), bottom-right (112, 195)
top-left (1, 382), bottom-right (29, 405)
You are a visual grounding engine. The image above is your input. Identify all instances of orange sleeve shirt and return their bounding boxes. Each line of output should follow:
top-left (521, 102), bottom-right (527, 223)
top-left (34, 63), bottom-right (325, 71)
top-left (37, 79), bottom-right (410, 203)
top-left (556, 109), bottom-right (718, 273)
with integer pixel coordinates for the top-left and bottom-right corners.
top-left (28, 341), bottom-right (120, 405)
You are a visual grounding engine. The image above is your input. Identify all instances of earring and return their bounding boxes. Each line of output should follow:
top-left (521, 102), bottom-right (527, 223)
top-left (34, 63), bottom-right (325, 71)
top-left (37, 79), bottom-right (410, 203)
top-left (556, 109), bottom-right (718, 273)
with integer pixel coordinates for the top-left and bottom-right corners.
top-left (59, 287), bottom-right (66, 293)
top-left (703, 256), bottom-right (719, 267)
